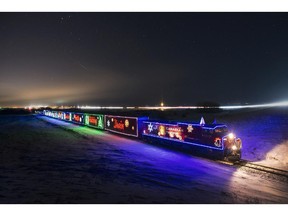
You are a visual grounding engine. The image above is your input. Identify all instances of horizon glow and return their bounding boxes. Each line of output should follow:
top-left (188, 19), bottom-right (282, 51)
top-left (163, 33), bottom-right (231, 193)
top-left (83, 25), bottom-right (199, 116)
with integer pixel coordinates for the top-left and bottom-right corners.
top-left (2, 100), bottom-right (288, 110)
top-left (77, 100), bottom-right (288, 110)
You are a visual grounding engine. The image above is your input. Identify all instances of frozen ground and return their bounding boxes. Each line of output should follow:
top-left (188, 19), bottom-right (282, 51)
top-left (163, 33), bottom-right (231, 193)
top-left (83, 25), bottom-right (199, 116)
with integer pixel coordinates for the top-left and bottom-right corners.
top-left (0, 113), bottom-right (287, 203)
top-left (216, 108), bottom-right (288, 170)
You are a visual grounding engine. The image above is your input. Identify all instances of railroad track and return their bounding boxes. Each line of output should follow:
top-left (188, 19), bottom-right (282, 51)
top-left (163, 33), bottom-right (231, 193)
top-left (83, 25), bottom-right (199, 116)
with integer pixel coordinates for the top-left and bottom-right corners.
top-left (236, 160), bottom-right (288, 178)
top-left (218, 159), bottom-right (288, 179)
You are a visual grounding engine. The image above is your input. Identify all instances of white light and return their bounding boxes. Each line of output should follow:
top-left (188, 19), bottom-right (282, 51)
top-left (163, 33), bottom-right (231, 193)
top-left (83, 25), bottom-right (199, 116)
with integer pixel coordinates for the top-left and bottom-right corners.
top-left (231, 145), bottom-right (237, 151)
top-left (137, 106), bottom-right (198, 110)
top-left (228, 133), bottom-right (235, 139)
top-left (148, 123), bottom-right (153, 132)
top-left (25, 104), bottom-right (48, 109)
top-left (220, 100), bottom-right (288, 109)
top-left (72, 100), bottom-right (288, 111)
top-left (79, 106), bottom-right (123, 110)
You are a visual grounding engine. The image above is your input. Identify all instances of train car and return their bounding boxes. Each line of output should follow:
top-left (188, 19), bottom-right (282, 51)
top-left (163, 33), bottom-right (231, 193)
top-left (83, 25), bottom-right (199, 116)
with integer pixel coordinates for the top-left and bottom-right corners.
top-left (104, 115), bottom-right (148, 137)
top-left (43, 110), bottom-right (57, 118)
top-left (84, 113), bottom-right (104, 130)
top-left (63, 112), bottom-right (72, 121)
top-left (70, 113), bottom-right (85, 125)
top-left (44, 110), bottom-right (66, 121)
top-left (56, 111), bottom-right (64, 120)
top-left (142, 120), bottom-right (242, 161)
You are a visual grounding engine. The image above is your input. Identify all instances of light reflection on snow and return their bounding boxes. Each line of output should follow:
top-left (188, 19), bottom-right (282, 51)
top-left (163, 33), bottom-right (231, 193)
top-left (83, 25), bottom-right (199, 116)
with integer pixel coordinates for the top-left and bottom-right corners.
top-left (36, 115), bottom-right (288, 203)
top-left (39, 116), bottom-right (221, 172)
top-left (72, 126), bottom-right (105, 136)
top-left (228, 164), bottom-right (288, 203)
top-left (256, 141), bottom-right (288, 170)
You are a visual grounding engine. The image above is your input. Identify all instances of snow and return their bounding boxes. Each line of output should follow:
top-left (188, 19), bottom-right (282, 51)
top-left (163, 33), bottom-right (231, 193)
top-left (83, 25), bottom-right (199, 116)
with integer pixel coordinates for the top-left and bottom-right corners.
top-left (0, 113), bottom-right (287, 203)
top-left (216, 107), bottom-right (288, 169)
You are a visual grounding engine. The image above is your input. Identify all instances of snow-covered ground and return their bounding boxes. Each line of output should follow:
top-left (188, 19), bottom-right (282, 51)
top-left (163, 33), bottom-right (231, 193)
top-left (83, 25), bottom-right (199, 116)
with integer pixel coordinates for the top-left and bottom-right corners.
top-left (216, 108), bottom-right (288, 169)
top-left (0, 113), bottom-right (287, 203)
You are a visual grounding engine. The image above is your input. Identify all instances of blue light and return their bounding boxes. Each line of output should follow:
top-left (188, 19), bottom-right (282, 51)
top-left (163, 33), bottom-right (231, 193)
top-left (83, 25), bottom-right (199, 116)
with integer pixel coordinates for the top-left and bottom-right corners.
top-left (105, 128), bottom-right (139, 137)
top-left (143, 121), bottom-right (181, 127)
top-left (142, 133), bottom-right (224, 150)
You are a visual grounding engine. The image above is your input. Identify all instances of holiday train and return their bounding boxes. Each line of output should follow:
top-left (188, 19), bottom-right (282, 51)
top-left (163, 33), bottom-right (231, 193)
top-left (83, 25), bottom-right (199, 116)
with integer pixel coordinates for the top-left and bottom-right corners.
top-left (42, 110), bottom-right (242, 161)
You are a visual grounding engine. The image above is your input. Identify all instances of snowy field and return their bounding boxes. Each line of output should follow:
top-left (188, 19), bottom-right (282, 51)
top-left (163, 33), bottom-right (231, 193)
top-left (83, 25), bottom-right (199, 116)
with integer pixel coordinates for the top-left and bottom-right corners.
top-left (216, 108), bottom-right (288, 170)
top-left (0, 110), bottom-right (287, 203)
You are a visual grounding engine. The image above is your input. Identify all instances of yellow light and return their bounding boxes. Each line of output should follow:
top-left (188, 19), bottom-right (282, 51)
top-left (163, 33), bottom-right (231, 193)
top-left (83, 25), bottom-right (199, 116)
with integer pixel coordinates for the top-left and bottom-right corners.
top-left (231, 145), bottom-right (237, 151)
top-left (160, 102), bottom-right (164, 107)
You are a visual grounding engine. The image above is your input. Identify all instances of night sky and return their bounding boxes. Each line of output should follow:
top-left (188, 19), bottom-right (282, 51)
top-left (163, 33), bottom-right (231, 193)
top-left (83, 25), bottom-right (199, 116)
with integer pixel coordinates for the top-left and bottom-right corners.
top-left (1, 12), bottom-right (288, 107)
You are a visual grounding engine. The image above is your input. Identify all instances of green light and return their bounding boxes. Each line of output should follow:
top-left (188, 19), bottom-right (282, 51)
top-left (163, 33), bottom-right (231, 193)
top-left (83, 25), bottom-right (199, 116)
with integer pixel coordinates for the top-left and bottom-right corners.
top-left (85, 115), bottom-right (89, 126)
top-left (98, 115), bottom-right (104, 129)
top-left (84, 113), bottom-right (104, 130)
top-left (72, 126), bottom-right (105, 136)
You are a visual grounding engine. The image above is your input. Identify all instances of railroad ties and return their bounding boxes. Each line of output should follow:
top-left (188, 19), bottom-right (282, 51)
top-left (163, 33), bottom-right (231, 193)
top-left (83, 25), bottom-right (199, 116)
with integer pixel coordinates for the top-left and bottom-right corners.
top-left (216, 159), bottom-right (288, 182)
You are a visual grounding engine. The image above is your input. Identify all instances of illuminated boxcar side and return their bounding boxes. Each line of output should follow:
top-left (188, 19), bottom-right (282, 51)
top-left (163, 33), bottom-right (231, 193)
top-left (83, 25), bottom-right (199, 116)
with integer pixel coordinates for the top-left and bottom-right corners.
top-left (104, 115), bottom-right (148, 137)
top-left (84, 114), bottom-right (104, 130)
top-left (71, 113), bottom-right (85, 125)
top-left (63, 112), bottom-right (72, 121)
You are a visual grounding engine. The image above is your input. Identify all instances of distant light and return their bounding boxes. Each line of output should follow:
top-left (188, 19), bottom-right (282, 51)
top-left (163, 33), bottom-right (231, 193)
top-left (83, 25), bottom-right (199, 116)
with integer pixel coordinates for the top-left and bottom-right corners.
top-left (24, 104), bottom-right (48, 109)
top-left (72, 100), bottom-right (288, 110)
top-left (137, 106), bottom-right (198, 110)
top-left (79, 106), bottom-right (124, 110)
top-left (79, 106), bottom-right (101, 109)
top-left (220, 100), bottom-right (288, 109)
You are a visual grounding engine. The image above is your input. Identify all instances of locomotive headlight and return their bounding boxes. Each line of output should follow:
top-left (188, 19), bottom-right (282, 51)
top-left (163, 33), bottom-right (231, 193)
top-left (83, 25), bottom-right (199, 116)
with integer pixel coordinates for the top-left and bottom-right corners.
top-left (231, 145), bottom-right (237, 151)
top-left (228, 133), bottom-right (235, 139)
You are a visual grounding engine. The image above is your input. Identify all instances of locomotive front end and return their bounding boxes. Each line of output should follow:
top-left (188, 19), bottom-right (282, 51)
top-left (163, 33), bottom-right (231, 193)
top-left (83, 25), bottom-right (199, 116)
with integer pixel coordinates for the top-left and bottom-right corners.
top-left (223, 133), bottom-right (242, 161)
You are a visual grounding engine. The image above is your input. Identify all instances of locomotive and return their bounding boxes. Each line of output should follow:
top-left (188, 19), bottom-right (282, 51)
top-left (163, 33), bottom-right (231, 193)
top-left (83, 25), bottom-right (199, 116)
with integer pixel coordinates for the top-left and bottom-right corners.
top-left (42, 110), bottom-right (242, 161)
